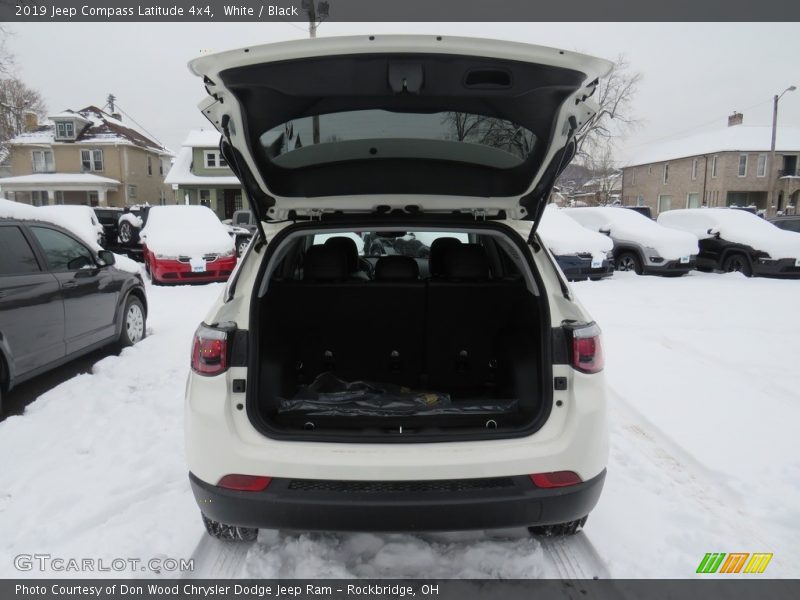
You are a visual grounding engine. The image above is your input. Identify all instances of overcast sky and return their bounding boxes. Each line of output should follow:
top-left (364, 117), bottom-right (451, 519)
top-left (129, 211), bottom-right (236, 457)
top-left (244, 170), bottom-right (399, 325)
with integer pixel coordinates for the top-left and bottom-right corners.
top-left (6, 22), bottom-right (800, 165)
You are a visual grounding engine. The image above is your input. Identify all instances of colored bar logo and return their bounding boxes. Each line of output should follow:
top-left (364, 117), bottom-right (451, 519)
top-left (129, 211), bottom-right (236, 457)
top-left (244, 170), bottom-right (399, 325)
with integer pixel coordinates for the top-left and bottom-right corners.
top-left (697, 553), bottom-right (773, 574)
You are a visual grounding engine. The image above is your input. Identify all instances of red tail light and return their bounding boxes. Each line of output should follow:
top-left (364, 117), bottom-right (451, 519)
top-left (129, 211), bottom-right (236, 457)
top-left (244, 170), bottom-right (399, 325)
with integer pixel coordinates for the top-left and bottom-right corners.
top-left (217, 474), bottom-right (272, 491)
top-left (570, 323), bottom-right (604, 374)
top-left (530, 471), bottom-right (582, 488)
top-left (191, 324), bottom-right (230, 376)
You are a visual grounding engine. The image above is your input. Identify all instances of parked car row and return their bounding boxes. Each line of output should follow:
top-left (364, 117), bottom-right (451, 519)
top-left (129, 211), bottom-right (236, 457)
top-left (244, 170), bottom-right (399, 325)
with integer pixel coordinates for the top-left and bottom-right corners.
top-left (540, 205), bottom-right (800, 280)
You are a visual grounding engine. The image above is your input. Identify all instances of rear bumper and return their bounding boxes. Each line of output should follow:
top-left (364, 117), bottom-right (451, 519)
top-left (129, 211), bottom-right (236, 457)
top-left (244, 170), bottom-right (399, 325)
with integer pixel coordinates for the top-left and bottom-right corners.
top-left (151, 256), bottom-right (237, 282)
top-left (189, 469), bottom-right (606, 532)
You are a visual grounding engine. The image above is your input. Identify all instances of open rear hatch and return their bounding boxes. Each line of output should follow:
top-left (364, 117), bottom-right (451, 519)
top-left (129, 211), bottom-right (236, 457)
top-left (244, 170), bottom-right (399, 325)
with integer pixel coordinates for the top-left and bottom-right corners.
top-left (189, 35), bottom-right (612, 230)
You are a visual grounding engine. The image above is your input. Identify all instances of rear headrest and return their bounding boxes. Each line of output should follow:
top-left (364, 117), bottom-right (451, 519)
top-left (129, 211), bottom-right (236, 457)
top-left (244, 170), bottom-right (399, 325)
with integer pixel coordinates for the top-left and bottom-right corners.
top-left (324, 236), bottom-right (359, 273)
top-left (375, 255), bottom-right (420, 281)
top-left (441, 244), bottom-right (490, 281)
top-left (303, 245), bottom-right (348, 282)
top-left (429, 237), bottom-right (462, 277)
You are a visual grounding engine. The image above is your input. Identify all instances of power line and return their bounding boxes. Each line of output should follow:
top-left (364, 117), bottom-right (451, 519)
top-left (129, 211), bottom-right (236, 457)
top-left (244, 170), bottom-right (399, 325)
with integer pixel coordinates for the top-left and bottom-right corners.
top-left (107, 101), bottom-right (167, 149)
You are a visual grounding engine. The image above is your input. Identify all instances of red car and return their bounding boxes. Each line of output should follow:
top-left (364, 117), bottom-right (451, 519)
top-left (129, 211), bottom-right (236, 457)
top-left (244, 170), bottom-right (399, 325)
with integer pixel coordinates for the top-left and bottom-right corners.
top-left (140, 205), bottom-right (238, 284)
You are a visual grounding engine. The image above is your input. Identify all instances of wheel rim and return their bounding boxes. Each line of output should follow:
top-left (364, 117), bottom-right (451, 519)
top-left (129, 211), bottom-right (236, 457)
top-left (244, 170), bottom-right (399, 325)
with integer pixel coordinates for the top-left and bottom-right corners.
top-left (728, 257), bottom-right (744, 272)
top-left (238, 240), bottom-right (248, 256)
top-left (126, 304), bottom-right (144, 343)
top-left (618, 256), bottom-right (636, 271)
top-left (120, 223), bottom-right (131, 243)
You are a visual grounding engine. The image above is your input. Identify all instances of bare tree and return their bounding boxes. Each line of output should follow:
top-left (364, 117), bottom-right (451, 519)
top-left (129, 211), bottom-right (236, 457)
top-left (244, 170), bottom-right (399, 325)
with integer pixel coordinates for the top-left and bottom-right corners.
top-left (441, 112), bottom-right (535, 159)
top-left (576, 55), bottom-right (642, 160)
top-left (0, 26), bottom-right (14, 76)
top-left (0, 77), bottom-right (47, 155)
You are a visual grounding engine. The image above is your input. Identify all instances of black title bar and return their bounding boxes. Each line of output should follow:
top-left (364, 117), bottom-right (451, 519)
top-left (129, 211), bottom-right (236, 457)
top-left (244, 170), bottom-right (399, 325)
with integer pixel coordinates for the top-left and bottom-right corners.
top-left (2, 0), bottom-right (800, 22)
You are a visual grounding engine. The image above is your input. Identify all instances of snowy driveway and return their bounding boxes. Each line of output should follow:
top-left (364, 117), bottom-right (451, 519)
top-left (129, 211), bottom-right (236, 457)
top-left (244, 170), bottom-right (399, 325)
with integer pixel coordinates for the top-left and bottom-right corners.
top-left (0, 272), bottom-right (797, 578)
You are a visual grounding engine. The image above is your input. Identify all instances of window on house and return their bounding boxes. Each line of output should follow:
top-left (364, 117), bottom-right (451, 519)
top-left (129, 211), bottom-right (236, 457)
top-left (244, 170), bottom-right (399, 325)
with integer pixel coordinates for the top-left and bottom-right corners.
top-left (687, 192), bottom-right (701, 209)
top-left (204, 150), bottom-right (228, 169)
top-left (738, 154), bottom-right (748, 177)
top-left (127, 185), bottom-right (137, 200)
top-left (54, 191), bottom-right (64, 205)
top-left (636, 195), bottom-right (646, 207)
top-left (757, 154), bottom-right (767, 178)
top-left (630, 169), bottom-right (636, 185)
top-left (80, 149), bottom-right (103, 172)
top-left (159, 159), bottom-right (164, 175)
top-left (648, 165), bottom-right (652, 174)
top-left (31, 191), bottom-right (49, 206)
top-left (55, 121), bottom-right (75, 139)
top-left (199, 189), bottom-right (211, 207)
top-left (87, 192), bottom-right (99, 206)
top-left (32, 150), bottom-right (54, 173)
top-left (234, 192), bottom-right (243, 211)
top-left (657, 194), bottom-right (672, 213)
top-left (691, 158), bottom-right (698, 180)
top-left (147, 155), bottom-right (153, 176)
top-left (663, 164), bottom-right (669, 184)
top-left (711, 156), bottom-right (718, 178)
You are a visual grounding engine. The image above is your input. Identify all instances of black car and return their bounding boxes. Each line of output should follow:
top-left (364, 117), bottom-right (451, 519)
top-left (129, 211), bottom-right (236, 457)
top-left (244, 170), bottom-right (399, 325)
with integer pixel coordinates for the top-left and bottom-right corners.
top-left (0, 218), bottom-right (147, 414)
top-left (117, 205), bottom-right (152, 248)
top-left (93, 207), bottom-right (124, 248)
top-left (770, 215), bottom-right (800, 233)
top-left (623, 206), bottom-right (653, 220)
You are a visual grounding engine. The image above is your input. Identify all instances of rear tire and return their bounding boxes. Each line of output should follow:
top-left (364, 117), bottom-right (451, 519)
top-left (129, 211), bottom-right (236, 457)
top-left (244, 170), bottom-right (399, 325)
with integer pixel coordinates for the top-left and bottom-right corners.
top-left (615, 252), bottom-right (642, 274)
top-left (528, 516), bottom-right (588, 537)
top-left (722, 253), bottom-right (752, 277)
top-left (201, 513), bottom-right (258, 542)
top-left (118, 221), bottom-right (139, 246)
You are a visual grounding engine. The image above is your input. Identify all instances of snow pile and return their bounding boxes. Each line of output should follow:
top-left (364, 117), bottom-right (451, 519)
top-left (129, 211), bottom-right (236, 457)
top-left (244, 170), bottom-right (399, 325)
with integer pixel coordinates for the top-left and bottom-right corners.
top-left (518, 205), bottom-right (613, 260)
top-left (140, 205), bottom-right (234, 257)
top-left (658, 208), bottom-right (800, 260)
top-left (563, 207), bottom-right (699, 260)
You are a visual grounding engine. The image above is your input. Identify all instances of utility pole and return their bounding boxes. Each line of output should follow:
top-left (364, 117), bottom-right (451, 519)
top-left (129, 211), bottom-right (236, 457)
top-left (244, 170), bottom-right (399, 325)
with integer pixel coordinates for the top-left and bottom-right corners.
top-left (303, 1), bottom-right (329, 144)
top-left (767, 85), bottom-right (796, 215)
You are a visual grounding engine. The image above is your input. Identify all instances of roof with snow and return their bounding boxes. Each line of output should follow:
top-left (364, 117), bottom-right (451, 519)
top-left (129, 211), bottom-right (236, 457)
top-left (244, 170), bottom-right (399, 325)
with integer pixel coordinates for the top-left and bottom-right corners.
top-left (182, 129), bottom-right (223, 148)
top-left (625, 126), bottom-right (800, 168)
top-left (164, 143), bottom-right (241, 187)
top-left (9, 106), bottom-right (173, 156)
top-left (0, 173), bottom-right (120, 188)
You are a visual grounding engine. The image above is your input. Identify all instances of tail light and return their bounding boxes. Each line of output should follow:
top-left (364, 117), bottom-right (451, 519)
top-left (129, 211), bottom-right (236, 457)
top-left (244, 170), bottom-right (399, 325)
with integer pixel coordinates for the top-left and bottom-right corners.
top-left (217, 474), bottom-right (272, 491)
top-left (530, 471), bottom-right (582, 488)
top-left (191, 323), bottom-right (231, 376)
top-left (569, 322), bottom-right (604, 374)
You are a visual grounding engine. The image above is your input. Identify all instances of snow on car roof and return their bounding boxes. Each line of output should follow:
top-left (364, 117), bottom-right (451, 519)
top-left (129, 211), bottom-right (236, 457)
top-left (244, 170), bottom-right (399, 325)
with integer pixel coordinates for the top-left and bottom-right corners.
top-left (658, 208), bottom-right (800, 260)
top-left (563, 206), bottom-right (699, 260)
top-left (624, 126), bottom-right (800, 167)
top-left (141, 205), bottom-right (234, 257)
top-left (538, 205), bottom-right (613, 258)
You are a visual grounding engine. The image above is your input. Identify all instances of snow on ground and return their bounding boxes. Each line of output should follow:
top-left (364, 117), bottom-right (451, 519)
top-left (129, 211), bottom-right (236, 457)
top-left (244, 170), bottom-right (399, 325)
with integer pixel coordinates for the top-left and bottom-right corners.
top-left (0, 271), bottom-right (798, 578)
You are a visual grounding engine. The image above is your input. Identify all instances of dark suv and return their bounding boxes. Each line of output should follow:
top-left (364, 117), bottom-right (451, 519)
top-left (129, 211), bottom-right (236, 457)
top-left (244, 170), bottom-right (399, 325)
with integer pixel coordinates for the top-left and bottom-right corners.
top-left (0, 219), bottom-right (148, 414)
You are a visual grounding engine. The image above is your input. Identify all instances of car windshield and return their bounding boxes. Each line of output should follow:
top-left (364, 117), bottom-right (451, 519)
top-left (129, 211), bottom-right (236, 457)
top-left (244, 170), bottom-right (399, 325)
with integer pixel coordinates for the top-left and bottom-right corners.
top-left (260, 109), bottom-right (537, 168)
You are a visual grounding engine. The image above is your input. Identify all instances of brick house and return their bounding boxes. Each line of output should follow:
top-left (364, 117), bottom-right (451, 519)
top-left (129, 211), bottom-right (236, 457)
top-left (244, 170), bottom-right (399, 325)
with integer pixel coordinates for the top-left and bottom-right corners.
top-left (621, 114), bottom-right (800, 217)
top-left (0, 106), bottom-right (173, 207)
top-left (164, 130), bottom-right (244, 220)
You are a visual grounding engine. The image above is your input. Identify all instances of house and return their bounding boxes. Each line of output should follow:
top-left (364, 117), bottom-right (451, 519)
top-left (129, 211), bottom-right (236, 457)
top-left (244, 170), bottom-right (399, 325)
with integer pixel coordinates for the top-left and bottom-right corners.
top-left (164, 130), bottom-right (244, 219)
top-left (0, 106), bottom-right (173, 207)
top-left (571, 170), bottom-right (622, 206)
top-left (621, 113), bottom-right (800, 217)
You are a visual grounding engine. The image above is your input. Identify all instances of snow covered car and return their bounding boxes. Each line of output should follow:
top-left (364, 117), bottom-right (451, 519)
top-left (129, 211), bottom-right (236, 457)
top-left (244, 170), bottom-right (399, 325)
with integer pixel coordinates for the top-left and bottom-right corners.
top-left (536, 205), bottom-right (614, 281)
top-left (658, 208), bottom-right (800, 278)
top-left (563, 206), bottom-right (699, 275)
top-left (770, 215), bottom-right (800, 234)
top-left (37, 205), bottom-right (105, 247)
top-left (0, 203), bottom-right (147, 414)
top-left (185, 35), bottom-right (611, 539)
top-left (140, 205), bottom-right (237, 284)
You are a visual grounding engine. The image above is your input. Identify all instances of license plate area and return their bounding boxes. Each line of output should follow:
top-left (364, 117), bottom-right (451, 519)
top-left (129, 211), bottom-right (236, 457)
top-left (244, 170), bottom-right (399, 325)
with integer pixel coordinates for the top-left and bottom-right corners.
top-left (680, 256), bottom-right (690, 264)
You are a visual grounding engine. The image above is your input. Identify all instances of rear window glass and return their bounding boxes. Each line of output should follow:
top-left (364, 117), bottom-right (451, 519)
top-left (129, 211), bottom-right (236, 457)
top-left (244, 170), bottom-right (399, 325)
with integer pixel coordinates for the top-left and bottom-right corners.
top-left (0, 226), bottom-right (40, 274)
top-left (260, 110), bottom-right (536, 168)
top-left (313, 231), bottom-right (469, 258)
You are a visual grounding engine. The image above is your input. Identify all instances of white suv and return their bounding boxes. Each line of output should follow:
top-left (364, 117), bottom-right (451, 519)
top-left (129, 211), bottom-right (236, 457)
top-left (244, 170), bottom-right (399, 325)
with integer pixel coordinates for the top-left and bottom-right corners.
top-left (185, 35), bottom-right (610, 541)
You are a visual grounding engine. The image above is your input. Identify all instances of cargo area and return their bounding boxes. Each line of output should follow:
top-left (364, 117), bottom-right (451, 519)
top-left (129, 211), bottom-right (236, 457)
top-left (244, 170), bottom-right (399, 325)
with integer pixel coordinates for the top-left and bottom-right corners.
top-left (248, 225), bottom-right (552, 441)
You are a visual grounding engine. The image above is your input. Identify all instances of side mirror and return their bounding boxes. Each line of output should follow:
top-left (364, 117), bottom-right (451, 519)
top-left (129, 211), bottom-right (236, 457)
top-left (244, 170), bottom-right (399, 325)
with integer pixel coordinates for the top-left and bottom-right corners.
top-left (599, 227), bottom-right (611, 236)
top-left (97, 250), bottom-right (116, 266)
top-left (707, 227), bottom-right (721, 239)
